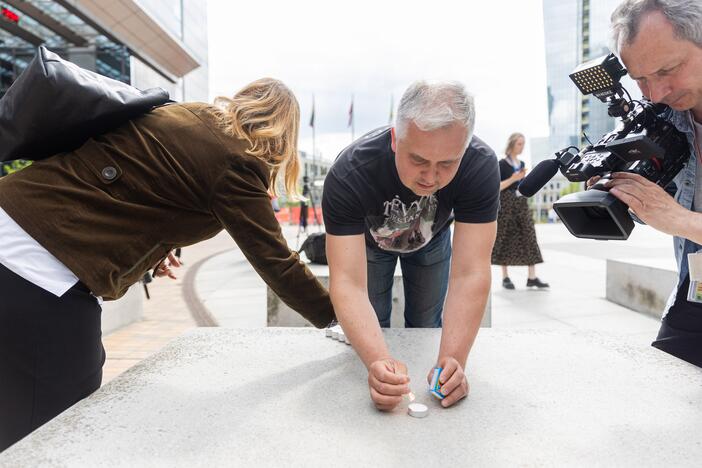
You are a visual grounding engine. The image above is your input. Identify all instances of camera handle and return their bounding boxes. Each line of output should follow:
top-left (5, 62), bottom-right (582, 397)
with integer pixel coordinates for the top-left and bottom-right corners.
top-left (587, 174), bottom-right (649, 226)
top-left (588, 174), bottom-right (613, 192)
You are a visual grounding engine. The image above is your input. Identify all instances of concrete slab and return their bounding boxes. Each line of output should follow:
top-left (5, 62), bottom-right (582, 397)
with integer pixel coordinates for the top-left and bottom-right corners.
top-left (557, 307), bottom-right (664, 334)
top-left (192, 224), bottom-right (671, 334)
top-left (606, 257), bottom-right (677, 319)
top-left (492, 317), bottom-right (575, 330)
top-left (269, 261), bottom-right (491, 328)
top-left (267, 273), bottom-right (409, 328)
top-left (4, 328), bottom-right (702, 467)
top-left (101, 283), bottom-right (143, 334)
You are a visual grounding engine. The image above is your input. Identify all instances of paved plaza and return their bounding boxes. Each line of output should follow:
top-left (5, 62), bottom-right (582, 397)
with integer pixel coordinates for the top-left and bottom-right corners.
top-left (102, 221), bottom-right (671, 384)
top-left (5, 220), bottom-right (697, 467)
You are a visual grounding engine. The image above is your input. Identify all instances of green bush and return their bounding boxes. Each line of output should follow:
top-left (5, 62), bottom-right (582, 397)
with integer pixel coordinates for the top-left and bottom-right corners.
top-left (2, 160), bottom-right (32, 176)
top-left (560, 182), bottom-right (582, 197)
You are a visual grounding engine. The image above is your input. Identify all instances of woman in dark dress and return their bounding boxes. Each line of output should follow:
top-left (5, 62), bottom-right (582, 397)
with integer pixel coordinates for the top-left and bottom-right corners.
top-left (491, 132), bottom-right (549, 290)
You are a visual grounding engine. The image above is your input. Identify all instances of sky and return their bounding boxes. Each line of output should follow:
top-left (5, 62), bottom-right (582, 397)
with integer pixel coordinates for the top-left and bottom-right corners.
top-left (207, 0), bottom-right (550, 166)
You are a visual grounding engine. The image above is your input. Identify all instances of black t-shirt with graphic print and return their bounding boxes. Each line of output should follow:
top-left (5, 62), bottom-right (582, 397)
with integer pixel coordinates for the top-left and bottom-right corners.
top-left (322, 127), bottom-right (500, 253)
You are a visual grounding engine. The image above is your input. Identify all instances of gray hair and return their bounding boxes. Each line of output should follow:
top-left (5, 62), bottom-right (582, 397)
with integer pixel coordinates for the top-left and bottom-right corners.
top-left (610, 0), bottom-right (702, 54)
top-left (395, 81), bottom-right (475, 147)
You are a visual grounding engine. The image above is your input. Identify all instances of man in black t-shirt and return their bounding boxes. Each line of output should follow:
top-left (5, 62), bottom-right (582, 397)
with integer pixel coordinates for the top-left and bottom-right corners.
top-left (323, 81), bottom-right (499, 411)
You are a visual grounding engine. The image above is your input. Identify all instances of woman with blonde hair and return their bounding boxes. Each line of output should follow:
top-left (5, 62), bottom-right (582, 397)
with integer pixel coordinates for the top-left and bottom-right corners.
top-left (491, 132), bottom-right (548, 290)
top-left (0, 78), bottom-right (334, 450)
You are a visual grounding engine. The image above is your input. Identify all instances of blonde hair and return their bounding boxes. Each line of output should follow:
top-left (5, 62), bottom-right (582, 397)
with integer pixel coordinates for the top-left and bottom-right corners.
top-left (505, 132), bottom-right (525, 157)
top-left (214, 78), bottom-right (300, 197)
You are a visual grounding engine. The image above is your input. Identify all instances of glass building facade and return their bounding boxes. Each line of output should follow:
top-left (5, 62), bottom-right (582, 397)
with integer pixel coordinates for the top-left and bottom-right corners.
top-left (0, 0), bottom-right (208, 101)
top-left (132, 0), bottom-right (208, 102)
top-left (0, 1), bottom-right (131, 94)
top-left (542, 0), bottom-right (581, 158)
top-left (541, 0), bottom-right (641, 158)
top-left (534, 0), bottom-right (641, 220)
top-left (581, 0), bottom-right (641, 145)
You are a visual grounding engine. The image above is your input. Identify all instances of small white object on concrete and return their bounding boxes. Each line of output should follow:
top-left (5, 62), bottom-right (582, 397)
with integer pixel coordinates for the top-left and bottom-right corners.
top-left (337, 330), bottom-right (346, 342)
top-left (325, 326), bottom-right (334, 337)
top-left (331, 325), bottom-right (341, 339)
top-left (408, 403), bottom-right (428, 418)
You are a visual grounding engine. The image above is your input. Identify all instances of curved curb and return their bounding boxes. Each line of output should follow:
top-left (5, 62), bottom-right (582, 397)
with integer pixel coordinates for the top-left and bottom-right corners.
top-left (182, 249), bottom-right (233, 327)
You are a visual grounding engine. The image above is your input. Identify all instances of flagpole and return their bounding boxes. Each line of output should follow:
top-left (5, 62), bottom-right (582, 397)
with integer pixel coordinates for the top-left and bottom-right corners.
top-left (351, 94), bottom-right (355, 141)
top-left (388, 94), bottom-right (394, 126)
top-left (311, 94), bottom-right (316, 176)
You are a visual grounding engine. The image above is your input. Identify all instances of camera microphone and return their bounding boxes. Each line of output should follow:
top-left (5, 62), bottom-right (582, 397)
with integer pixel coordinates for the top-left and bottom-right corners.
top-left (517, 159), bottom-right (561, 197)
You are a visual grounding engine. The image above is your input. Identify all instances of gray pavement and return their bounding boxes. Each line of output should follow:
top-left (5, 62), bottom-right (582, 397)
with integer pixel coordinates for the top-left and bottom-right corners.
top-left (196, 222), bottom-right (668, 342)
top-left (102, 220), bottom-right (675, 384)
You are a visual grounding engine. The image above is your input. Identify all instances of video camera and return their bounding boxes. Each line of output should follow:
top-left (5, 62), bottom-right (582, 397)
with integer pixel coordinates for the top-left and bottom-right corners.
top-left (518, 53), bottom-right (689, 240)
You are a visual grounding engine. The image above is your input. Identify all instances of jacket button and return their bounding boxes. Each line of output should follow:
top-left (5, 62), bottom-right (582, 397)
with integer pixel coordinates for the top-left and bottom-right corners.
top-left (102, 166), bottom-right (117, 180)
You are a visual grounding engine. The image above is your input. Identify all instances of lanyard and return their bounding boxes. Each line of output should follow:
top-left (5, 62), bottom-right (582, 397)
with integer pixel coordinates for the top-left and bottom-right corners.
top-left (508, 157), bottom-right (521, 172)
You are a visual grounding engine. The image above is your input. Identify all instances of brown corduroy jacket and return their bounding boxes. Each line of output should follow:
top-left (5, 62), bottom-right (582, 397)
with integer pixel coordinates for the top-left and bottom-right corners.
top-left (0, 102), bottom-right (335, 328)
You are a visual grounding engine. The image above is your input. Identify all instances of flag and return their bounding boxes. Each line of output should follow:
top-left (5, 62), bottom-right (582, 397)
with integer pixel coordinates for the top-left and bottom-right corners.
top-left (309, 96), bottom-right (315, 128)
top-left (347, 96), bottom-right (354, 128)
top-left (388, 95), bottom-right (394, 125)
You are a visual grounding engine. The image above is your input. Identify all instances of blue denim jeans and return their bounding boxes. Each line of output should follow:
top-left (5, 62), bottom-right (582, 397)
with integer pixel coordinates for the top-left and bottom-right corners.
top-left (366, 227), bottom-right (451, 328)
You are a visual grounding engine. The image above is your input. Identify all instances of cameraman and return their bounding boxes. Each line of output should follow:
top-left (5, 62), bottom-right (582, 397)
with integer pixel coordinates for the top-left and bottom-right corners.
top-left (602, 0), bottom-right (702, 366)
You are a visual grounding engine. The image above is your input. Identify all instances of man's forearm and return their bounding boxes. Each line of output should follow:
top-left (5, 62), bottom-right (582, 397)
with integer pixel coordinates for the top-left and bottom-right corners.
top-left (330, 285), bottom-right (391, 368)
top-left (675, 210), bottom-right (702, 245)
top-left (437, 268), bottom-right (491, 367)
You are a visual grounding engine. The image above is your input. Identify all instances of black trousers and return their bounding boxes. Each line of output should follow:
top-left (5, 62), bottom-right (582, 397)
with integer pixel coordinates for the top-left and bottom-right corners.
top-left (0, 263), bottom-right (104, 452)
top-left (652, 275), bottom-right (702, 368)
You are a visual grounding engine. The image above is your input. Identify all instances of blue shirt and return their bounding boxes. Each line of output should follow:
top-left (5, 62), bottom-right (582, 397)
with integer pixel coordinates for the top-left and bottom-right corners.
top-left (662, 108), bottom-right (700, 315)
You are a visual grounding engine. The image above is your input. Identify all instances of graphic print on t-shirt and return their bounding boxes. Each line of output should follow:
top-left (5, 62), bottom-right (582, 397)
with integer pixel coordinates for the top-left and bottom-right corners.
top-left (368, 195), bottom-right (438, 252)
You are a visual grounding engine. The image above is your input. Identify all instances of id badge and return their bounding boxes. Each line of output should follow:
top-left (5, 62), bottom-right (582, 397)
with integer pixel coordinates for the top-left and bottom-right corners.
top-left (687, 252), bottom-right (702, 303)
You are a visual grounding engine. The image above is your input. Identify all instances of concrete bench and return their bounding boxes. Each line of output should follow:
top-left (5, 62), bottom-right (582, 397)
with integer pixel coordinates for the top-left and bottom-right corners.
top-left (606, 257), bottom-right (677, 319)
top-left (3, 328), bottom-right (701, 466)
top-left (101, 283), bottom-right (143, 334)
top-left (268, 262), bottom-right (492, 328)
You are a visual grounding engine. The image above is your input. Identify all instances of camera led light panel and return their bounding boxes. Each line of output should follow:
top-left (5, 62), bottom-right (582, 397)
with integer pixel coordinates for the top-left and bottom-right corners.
top-left (569, 53), bottom-right (626, 96)
top-left (571, 66), bottom-right (614, 94)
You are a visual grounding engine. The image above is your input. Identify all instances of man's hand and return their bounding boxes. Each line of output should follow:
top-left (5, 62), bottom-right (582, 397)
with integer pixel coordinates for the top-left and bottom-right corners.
top-left (586, 175), bottom-right (602, 189)
top-left (153, 251), bottom-right (181, 280)
top-left (368, 358), bottom-right (410, 411)
top-left (605, 172), bottom-right (688, 236)
top-left (426, 356), bottom-right (469, 408)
